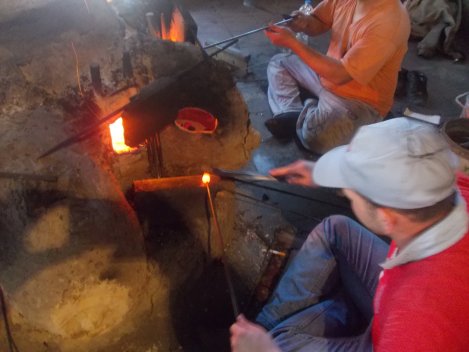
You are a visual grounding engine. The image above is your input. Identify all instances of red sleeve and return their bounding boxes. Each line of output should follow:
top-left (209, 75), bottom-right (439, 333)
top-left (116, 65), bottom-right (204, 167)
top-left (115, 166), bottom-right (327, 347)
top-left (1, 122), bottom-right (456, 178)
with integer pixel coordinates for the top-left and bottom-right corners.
top-left (456, 172), bottom-right (469, 207)
top-left (375, 307), bottom-right (456, 351)
top-left (374, 265), bottom-right (469, 352)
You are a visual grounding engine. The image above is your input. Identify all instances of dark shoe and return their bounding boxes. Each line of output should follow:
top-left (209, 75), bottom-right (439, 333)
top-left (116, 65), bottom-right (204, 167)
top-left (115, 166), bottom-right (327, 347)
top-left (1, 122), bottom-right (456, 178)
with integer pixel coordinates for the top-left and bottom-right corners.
top-left (407, 70), bottom-right (428, 107)
top-left (394, 68), bottom-right (408, 98)
top-left (264, 111), bottom-right (300, 139)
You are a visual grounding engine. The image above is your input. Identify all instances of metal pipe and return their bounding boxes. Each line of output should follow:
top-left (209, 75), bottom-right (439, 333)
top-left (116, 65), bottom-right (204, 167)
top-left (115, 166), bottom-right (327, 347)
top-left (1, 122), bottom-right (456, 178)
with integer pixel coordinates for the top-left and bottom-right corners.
top-left (0, 171), bottom-right (58, 182)
top-left (203, 17), bottom-right (293, 49)
top-left (204, 181), bottom-right (240, 318)
top-left (90, 63), bottom-right (102, 94)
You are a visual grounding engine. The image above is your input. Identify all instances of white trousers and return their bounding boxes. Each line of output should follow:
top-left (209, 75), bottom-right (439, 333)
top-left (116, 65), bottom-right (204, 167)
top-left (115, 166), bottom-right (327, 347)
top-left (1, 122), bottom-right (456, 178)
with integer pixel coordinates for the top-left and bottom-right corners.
top-left (267, 53), bottom-right (382, 154)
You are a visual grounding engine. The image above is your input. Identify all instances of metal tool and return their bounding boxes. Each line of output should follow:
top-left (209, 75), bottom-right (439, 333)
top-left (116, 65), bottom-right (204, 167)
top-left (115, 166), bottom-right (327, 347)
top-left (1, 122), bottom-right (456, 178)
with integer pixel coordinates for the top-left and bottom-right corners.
top-left (203, 17), bottom-right (294, 49)
top-left (212, 167), bottom-right (280, 182)
top-left (0, 171), bottom-right (58, 182)
top-left (203, 174), bottom-right (240, 318)
top-left (146, 132), bottom-right (164, 178)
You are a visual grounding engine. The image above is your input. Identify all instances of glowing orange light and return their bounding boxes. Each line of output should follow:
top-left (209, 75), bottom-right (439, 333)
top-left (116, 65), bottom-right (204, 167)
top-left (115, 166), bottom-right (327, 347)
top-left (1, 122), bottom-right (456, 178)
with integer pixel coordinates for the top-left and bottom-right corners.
top-left (169, 10), bottom-right (185, 42)
top-left (109, 117), bottom-right (137, 154)
top-left (202, 173), bottom-right (211, 184)
top-left (159, 8), bottom-right (186, 42)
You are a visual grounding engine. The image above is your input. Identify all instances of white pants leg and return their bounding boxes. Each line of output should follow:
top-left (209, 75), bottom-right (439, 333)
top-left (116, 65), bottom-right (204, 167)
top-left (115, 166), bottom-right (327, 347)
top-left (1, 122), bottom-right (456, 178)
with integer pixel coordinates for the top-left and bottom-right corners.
top-left (267, 53), bottom-right (323, 115)
top-left (267, 53), bottom-right (382, 153)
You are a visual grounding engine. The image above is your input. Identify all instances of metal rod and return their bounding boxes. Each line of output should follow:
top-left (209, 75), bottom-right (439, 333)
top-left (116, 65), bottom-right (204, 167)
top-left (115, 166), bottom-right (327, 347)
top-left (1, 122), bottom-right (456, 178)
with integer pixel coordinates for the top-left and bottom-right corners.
top-left (154, 132), bottom-right (164, 177)
top-left (37, 105), bottom-right (126, 159)
top-left (146, 133), bottom-right (163, 178)
top-left (0, 286), bottom-right (19, 352)
top-left (203, 17), bottom-right (293, 49)
top-left (205, 182), bottom-right (240, 318)
top-left (0, 172), bottom-right (58, 182)
top-left (220, 176), bottom-right (351, 210)
top-left (90, 63), bottom-right (102, 95)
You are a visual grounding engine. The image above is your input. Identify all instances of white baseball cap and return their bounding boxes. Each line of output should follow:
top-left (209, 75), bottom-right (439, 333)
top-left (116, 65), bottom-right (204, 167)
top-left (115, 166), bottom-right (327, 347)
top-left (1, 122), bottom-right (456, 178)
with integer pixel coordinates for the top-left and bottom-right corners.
top-left (313, 118), bottom-right (459, 209)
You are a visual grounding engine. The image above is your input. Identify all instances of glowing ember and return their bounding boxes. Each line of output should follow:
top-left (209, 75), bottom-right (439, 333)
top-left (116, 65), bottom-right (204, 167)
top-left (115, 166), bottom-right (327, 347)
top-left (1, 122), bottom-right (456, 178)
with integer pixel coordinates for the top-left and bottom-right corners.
top-left (202, 173), bottom-right (211, 184)
top-left (109, 117), bottom-right (137, 154)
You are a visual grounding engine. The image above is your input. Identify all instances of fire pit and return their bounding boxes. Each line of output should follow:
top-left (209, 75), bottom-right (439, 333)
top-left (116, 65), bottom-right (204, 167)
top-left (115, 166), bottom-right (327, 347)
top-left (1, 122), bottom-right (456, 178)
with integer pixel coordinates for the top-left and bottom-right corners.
top-left (0, 0), bottom-right (279, 351)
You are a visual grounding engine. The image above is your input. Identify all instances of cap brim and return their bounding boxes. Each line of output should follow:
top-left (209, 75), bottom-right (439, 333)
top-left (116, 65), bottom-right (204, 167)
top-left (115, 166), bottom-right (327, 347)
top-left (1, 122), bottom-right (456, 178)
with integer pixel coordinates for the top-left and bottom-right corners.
top-left (313, 145), bottom-right (350, 189)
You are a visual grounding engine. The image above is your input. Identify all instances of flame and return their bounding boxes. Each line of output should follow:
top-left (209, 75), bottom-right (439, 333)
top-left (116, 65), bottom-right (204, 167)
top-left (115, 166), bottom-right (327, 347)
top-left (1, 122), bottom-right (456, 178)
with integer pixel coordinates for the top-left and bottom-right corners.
top-left (160, 8), bottom-right (186, 42)
top-left (168, 9), bottom-right (185, 42)
top-left (202, 173), bottom-right (211, 184)
top-left (109, 117), bottom-right (137, 154)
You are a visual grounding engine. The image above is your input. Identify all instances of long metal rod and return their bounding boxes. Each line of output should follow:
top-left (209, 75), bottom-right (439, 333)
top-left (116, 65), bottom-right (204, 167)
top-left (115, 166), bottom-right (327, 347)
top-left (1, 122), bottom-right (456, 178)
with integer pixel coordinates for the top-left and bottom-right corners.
top-left (0, 286), bottom-right (19, 352)
top-left (221, 176), bottom-right (351, 210)
top-left (203, 17), bottom-right (293, 49)
top-left (0, 171), bottom-right (58, 182)
top-left (205, 183), bottom-right (240, 318)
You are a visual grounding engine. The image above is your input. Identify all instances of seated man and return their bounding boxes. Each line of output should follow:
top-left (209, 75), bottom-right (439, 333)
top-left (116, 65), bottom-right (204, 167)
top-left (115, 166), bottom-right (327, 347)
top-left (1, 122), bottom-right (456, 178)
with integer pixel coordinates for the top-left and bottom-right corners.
top-left (264, 0), bottom-right (410, 154)
top-left (230, 117), bottom-right (469, 351)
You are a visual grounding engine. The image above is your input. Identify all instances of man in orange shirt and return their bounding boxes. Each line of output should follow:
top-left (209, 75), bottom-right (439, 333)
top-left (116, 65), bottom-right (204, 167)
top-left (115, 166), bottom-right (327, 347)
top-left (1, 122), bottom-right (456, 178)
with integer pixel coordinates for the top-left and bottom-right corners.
top-left (264, 0), bottom-right (410, 154)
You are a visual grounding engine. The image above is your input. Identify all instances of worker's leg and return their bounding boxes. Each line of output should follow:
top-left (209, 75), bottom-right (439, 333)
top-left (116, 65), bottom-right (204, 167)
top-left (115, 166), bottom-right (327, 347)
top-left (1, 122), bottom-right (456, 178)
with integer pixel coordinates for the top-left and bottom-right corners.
top-left (296, 91), bottom-right (381, 154)
top-left (270, 294), bottom-right (372, 352)
top-left (267, 53), bottom-right (323, 115)
top-left (256, 215), bottom-right (388, 332)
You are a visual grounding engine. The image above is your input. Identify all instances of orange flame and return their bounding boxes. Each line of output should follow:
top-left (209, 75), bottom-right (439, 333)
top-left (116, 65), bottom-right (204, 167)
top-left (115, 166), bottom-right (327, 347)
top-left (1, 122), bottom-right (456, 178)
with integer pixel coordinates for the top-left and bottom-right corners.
top-left (109, 117), bottom-right (137, 154)
top-left (160, 8), bottom-right (186, 42)
top-left (202, 173), bottom-right (211, 184)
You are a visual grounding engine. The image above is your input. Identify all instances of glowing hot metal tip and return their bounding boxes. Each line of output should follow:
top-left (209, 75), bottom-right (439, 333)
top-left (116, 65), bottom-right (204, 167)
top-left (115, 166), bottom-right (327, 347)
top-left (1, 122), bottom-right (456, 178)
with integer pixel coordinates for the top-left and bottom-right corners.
top-left (202, 173), bottom-right (211, 184)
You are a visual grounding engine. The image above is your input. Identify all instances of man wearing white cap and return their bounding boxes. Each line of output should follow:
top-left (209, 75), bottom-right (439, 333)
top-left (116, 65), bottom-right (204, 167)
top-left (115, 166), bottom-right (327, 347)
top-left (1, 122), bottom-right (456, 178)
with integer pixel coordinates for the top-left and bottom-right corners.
top-left (230, 117), bottom-right (469, 351)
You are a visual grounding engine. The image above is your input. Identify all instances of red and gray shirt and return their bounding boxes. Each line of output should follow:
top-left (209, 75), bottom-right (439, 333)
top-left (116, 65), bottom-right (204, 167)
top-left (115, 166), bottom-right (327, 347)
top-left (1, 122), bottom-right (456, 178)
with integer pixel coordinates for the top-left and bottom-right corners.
top-left (372, 180), bottom-right (469, 351)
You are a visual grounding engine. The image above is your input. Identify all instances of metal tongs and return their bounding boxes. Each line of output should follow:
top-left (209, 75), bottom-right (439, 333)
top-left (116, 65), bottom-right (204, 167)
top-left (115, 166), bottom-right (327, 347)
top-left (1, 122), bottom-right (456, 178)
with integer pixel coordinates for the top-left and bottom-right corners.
top-left (203, 15), bottom-right (296, 49)
top-left (212, 168), bottom-right (280, 182)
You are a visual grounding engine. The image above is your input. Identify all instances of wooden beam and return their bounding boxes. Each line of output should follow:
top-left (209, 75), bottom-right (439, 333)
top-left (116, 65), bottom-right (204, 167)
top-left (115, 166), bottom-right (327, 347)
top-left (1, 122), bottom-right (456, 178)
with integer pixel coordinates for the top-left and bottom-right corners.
top-left (133, 174), bottom-right (221, 192)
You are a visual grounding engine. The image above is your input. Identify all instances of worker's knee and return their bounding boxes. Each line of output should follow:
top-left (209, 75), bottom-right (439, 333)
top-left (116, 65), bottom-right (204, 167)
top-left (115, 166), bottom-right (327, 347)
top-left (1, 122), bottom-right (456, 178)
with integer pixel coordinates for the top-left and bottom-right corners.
top-left (298, 109), bottom-right (356, 154)
top-left (267, 53), bottom-right (290, 77)
top-left (321, 215), bottom-right (355, 235)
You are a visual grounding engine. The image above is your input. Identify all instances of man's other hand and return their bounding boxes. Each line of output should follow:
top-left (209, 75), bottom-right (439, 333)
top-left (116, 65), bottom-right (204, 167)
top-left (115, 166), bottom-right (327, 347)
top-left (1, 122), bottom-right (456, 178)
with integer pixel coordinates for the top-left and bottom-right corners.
top-left (230, 315), bottom-right (280, 352)
top-left (288, 11), bottom-right (310, 33)
top-left (270, 160), bottom-right (317, 187)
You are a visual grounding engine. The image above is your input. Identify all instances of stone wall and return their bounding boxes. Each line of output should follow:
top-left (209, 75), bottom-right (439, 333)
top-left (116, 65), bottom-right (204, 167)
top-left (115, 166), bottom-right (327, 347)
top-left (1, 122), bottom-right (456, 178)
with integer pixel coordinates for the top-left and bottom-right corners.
top-left (0, 0), bottom-right (261, 350)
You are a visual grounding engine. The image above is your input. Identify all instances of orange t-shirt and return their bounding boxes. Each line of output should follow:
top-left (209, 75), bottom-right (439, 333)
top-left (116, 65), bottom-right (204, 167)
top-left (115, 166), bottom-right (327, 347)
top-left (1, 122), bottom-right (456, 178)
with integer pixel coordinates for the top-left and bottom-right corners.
top-left (314, 0), bottom-right (410, 116)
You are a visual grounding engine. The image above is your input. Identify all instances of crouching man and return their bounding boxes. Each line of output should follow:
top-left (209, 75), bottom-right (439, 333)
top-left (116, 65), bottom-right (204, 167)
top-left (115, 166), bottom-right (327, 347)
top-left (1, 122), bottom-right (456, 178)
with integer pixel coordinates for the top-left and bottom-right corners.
top-left (264, 0), bottom-right (410, 154)
top-left (231, 117), bottom-right (469, 351)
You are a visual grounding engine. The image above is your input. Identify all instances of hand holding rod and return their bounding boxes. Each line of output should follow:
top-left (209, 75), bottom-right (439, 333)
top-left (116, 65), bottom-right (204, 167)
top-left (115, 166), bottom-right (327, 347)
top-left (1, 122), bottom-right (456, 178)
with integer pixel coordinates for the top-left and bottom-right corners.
top-left (203, 17), bottom-right (294, 49)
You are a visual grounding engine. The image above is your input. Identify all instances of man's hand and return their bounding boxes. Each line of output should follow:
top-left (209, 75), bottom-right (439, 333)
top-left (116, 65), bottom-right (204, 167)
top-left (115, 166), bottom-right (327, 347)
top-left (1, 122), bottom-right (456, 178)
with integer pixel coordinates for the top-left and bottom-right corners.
top-left (264, 25), bottom-right (297, 49)
top-left (270, 160), bottom-right (317, 187)
top-left (287, 11), bottom-right (310, 33)
top-left (230, 315), bottom-right (281, 352)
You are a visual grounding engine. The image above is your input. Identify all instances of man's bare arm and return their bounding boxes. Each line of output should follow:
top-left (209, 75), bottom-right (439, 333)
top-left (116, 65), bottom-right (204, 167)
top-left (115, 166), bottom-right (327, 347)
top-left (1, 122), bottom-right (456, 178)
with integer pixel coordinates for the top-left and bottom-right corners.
top-left (291, 39), bottom-right (352, 85)
top-left (265, 25), bottom-right (352, 85)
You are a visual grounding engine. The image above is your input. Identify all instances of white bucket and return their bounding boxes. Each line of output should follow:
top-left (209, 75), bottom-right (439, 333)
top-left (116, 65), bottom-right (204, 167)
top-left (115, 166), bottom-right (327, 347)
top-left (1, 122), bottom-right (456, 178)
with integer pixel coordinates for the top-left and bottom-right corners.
top-left (455, 92), bottom-right (469, 118)
top-left (443, 118), bottom-right (469, 174)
